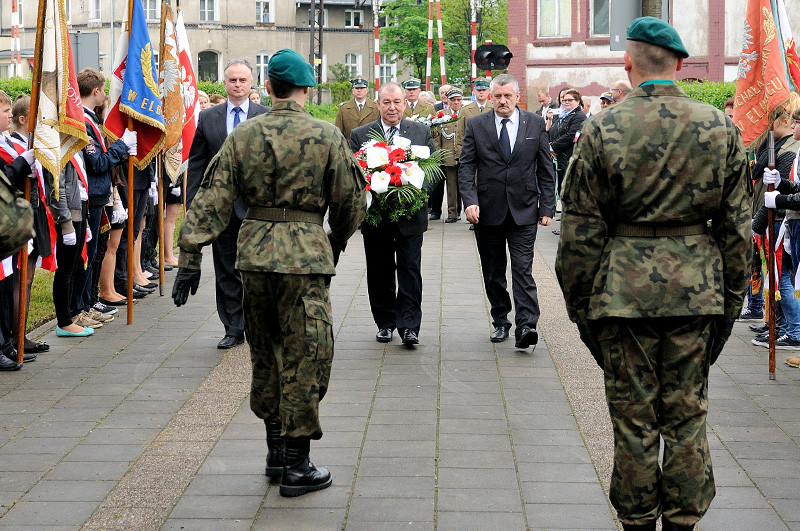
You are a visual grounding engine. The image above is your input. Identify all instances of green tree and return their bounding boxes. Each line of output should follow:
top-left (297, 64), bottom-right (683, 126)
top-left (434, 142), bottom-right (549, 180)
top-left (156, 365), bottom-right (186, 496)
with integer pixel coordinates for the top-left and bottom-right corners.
top-left (441, 0), bottom-right (507, 86)
top-left (382, 0), bottom-right (439, 81)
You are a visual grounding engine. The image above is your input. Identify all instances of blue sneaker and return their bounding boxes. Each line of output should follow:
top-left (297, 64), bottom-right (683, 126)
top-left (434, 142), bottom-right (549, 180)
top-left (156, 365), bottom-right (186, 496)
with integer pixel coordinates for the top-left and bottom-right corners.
top-left (56, 326), bottom-right (94, 337)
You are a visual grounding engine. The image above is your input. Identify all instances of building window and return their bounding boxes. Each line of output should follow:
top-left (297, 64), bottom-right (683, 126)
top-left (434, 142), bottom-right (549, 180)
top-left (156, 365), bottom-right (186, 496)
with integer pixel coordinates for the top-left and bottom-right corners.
top-left (15, 0), bottom-right (23, 27)
top-left (591, 0), bottom-right (609, 36)
top-left (255, 52), bottom-right (270, 86)
top-left (379, 53), bottom-right (396, 84)
top-left (198, 51), bottom-right (219, 81)
top-left (0, 66), bottom-right (7, 79)
top-left (537, 0), bottom-right (570, 38)
top-left (89, 0), bottom-right (101, 21)
top-left (256, 1), bottom-right (272, 23)
top-left (310, 9), bottom-right (328, 28)
top-left (345, 10), bottom-right (363, 28)
top-left (65, 0), bottom-right (71, 24)
top-left (200, 0), bottom-right (218, 23)
top-left (344, 53), bottom-right (361, 78)
top-left (143, 0), bottom-right (159, 21)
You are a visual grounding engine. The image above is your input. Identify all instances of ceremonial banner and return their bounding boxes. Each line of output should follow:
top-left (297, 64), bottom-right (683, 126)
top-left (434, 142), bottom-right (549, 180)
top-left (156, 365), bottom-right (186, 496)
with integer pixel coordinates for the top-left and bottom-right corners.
top-left (31, 0), bottom-right (88, 191)
top-left (733, 0), bottom-right (794, 148)
top-left (175, 10), bottom-right (198, 174)
top-left (774, 0), bottom-right (800, 92)
top-left (159, 5), bottom-right (184, 183)
top-left (104, 0), bottom-right (165, 169)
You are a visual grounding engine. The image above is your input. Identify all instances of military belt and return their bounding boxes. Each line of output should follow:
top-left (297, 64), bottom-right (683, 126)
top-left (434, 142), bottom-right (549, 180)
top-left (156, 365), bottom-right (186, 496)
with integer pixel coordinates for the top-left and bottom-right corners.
top-left (611, 222), bottom-right (707, 238)
top-left (246, 207), bottom-right (324, 225)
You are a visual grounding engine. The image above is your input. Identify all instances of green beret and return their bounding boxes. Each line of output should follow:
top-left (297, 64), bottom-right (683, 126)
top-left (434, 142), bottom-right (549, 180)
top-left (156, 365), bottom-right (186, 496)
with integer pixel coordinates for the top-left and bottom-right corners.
top-left (351, 77), bottom-right (368, 88)
top-left (446, 88), bottom-right (463, 99)
top-left (403, 78), bottom-right (422, 89)
top-left (474, 77), bottom-right (490, 89)
top-left (267, 49), bottom-right (316, 87)
top-left (626, 16), bottom-right (689, 59)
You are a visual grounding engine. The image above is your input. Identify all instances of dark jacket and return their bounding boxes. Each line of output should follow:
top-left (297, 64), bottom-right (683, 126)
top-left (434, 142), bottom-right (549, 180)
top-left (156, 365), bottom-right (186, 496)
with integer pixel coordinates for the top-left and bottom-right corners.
top-left (46, 158), bottom-right (85, 230)
top-left (83, 107), bottom-right (129, 205)
top-left (548, 107), bottom-right (586, 177)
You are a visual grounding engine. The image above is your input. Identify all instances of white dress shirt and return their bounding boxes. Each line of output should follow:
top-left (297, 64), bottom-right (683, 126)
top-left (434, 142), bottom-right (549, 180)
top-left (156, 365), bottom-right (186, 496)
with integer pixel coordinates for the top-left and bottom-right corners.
top-left (226, 98), bottom-right (251, 135)
top-left (494, 108), bottom-right (520, 154)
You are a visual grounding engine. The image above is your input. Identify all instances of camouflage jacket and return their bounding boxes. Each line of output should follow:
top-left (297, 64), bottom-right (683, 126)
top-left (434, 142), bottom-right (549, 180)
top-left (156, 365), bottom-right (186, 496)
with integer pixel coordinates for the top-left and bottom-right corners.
top-left (178, 100), bottom-right (366, 275)
top-left (555, 84), bottom-right (752, 322)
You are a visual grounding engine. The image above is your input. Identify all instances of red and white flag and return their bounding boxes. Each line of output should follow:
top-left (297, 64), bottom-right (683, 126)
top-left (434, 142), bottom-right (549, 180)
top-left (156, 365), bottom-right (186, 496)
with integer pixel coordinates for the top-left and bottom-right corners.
top-left (159, 6), bottom-right (184, 183)
top-left (175, 9), bottom-right (198, 174)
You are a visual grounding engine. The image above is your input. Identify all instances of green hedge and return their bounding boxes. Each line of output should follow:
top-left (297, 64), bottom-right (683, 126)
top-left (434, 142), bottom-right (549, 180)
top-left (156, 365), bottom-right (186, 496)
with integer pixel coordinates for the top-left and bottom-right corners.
top-left (677, 80), bottom-right (736, 110)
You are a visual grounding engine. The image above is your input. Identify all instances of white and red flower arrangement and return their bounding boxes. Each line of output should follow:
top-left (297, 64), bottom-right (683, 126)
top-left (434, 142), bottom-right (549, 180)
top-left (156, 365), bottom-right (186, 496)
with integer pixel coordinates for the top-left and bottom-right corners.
top-left (408, 110), bottom-right (458, 127)
top-left (354, 130), bottom-right (446, 226)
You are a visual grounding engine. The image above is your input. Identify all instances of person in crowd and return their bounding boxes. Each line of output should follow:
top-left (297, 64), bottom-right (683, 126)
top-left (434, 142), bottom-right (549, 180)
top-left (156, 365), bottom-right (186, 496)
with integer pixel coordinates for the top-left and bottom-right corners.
top-left (599, 91), bottom-right (615, 110)
top-left (186, 59), bottom-right (270, 349)
top-left (458, 74), bottom-right (555, 349)
top-left (173, 48), bottom-right (365, 497)
top-left (98, 171), bottom-right (129, 306)
top-left (402, 78), bottom-right (435, 118)
top-left (350, 82), bottom-right (436, 346)
top-left (435, 84), bottom-right (451, 111)
top-left (581, 95), bottom-right (593, 116)
top-left (548, 88), bottom-right (587, 200)
top-left (432, 87), bottom-right (465, 223)
top-left (249, 89), bottom-right (262, 105)
top-left (611, 79), bottom-right (632, 102)
top-left (162, 173), bottom-right (182, 268)
top-left (420, 91), bottom-right (436, 106)
top-left (209, 94), bottom-right (226, 105)
top-left (461, 77), bottom-right (493, 119)
top-left (555, 17), bottom-right (751, 531)
top-left (334, 77), bottom-right (379, 141)
top-left (724, 97), bottom-right (734, 119)
top-left (536, 88), bottom-right (558, 118)
top-left (198, 90), bottom-right (211, 111)
top-left (76, 68), bottom-right (136, 322)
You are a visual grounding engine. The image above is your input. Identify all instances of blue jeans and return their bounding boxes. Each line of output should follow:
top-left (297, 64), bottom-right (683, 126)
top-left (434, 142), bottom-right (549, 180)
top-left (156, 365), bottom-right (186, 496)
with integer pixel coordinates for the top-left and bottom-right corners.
top-left (778, 243), bottom-right (800, 340)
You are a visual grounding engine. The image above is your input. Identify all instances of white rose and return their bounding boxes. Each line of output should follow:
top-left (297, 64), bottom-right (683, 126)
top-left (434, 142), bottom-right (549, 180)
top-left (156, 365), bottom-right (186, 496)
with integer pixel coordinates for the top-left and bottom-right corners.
top-left (399, 162), bottom-right (425, 189)
top-left (370, 171), bottom-right (391, 194)
top-left (392, 135), bottom-right (412, 150)
top-left (365, 146), bottom-right (390, 169)
top-left (410, 145), bottom-right (430, 159)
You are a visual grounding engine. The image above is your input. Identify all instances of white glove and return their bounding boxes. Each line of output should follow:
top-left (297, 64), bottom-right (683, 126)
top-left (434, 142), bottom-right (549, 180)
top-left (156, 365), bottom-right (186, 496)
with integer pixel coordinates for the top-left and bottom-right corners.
top-left (86, 226), bottom-right (92, 242)
top-left (121, 129), bottom-right (138, 155)
top-left (63, 231), bottom-right (77, 246)
top-left (171, 186), bottom-right (181, 197)
top-left (764, 190), bottom-right (780, 209)
top-left (149, 182), bottom-right (157, 204)
top-left (20, 149), bottom-right (35, 167)
top-left (111, 200), bottom-right (126, 224)
top-left (763, 168), bottom-right (781, 185)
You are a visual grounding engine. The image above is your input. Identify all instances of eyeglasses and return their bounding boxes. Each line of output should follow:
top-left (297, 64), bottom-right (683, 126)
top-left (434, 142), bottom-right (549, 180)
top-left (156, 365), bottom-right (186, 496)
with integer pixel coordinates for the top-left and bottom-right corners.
top-left (562, 98), bottom-right (577, 103)
top-left (793, 120), bottom-right (800, 126)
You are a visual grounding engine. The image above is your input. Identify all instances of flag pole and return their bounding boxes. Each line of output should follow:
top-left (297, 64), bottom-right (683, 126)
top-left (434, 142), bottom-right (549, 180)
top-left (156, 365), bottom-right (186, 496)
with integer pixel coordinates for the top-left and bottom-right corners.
top-left (126, 0), bottom-right (135, 324)
top-left (18, 0), bottom-right (48, 364)
top-left (767, 130), bottom-right (776, 380)
top-left (157, 0), bottom-right (168, 297)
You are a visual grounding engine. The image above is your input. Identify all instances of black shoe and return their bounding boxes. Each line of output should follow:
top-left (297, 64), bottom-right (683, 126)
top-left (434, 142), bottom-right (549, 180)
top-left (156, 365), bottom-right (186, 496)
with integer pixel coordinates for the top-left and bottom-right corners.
top-left (469, 223), bottom-right (475, 230)
top-left (661, 520), bottom-right (693, 531)
top-left (445, 217), bottom-right (457, 223)
top-left (552, 230), bottom-right (561, 235)
top-left (0, 352), bottom-right (22, 371)
top-left (738, 308), bottom-right (764, 320)
top-left (264, 417), bottom-right (284, 480)
top-left (280, 438), bottom-right (332, 497)
top-left (132, 289), bottom-right (148, 299)
top-left (133, 282), bottom-right (156, 294)
top-left (99, 297), bottom-right (128, 306)
top-left (22, 338), bottom-right (49, 352)
top-left (218, 335), bottom-right (245, 349)
top-left (143, 265), bottom-right (160, 276)
top-left (750, 322), bottom-right (769, 333)
top-left (429, 213), bottom-right (441, 220)
top-left (93, 302), bottom-right (118, 316)
top-left (376, 328), bottom-right (393, 343)
top-left (402, 329), bottom-right (419, 346)
top-left (163, 264), bottom-right (174, 271)
top-left (515, 326), bottom-right (538, 349)
top-left (622, 523), bottom-right (656, 531)
top-left (490, 325), bottom-right (509, 343)
top-left (5, 348), bottom-right (36, 363)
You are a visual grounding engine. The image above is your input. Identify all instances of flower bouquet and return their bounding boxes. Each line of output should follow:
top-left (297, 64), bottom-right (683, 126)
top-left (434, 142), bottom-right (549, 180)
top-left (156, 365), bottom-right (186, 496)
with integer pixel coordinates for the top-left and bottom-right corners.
top-left (354, 130), bottom-right (447, 226)
top-left (408, 110), bottom-right (458, 128)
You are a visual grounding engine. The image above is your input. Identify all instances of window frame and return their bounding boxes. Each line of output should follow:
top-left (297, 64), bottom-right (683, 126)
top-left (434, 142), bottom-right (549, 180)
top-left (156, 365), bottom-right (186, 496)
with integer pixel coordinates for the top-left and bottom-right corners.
top-left (378, 53), bottom-right (396, 85)
top-left (255, 52), bottom-right (270, 86)
top-left (198, 50), bottom-right (219, 82)
top-left (143, 0), bottom-right (160, 22)
top-left (344, 52), bottom-right (362, 78)
top-left (536, 0), bottom-right (571, 39)
top-left (344, 9), bottom-right (364, 28)
top-left (590, 0), bottom-right (610, 37)
top-left (200, 0), bottom-right (219, 24)
top-left (256, 0), bottom-right (273, 24)
top-left (89, 0), bottom-right (101, 22)
top-left (309, 9), bottom-right (329, 29)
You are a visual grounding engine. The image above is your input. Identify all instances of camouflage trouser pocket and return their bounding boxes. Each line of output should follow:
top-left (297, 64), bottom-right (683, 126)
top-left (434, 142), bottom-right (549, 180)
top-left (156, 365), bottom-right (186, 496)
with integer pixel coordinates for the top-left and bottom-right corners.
top-left (303, 296), bottom-right (333, 362)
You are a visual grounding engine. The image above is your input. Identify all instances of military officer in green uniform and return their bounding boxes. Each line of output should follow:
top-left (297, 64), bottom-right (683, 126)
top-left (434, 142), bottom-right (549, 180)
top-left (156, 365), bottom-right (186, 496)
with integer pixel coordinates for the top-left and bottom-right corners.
top-left (334, 77), bottom-right (379, 141)
top-left (432, 87), bottom-right (465, 222)
top-left (173, 49), bottom-right (366, 498)
top-left (555, 18), bottom-right (751, 531)
top-left (460, 77), bottom-right (493, 121)
top-left (402, 78), bottom-right (435, 119)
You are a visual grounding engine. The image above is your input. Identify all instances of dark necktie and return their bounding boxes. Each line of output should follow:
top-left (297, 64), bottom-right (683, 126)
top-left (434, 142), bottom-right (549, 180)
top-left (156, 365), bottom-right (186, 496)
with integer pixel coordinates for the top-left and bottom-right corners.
top-left (499, 118), bottom-right (511, 160)
top-left (388, 126), bottom-right (398, 138)
top-left (358, 103), bottom-right (363, 112)
top-left (232, 107), bottom-right (242, 128)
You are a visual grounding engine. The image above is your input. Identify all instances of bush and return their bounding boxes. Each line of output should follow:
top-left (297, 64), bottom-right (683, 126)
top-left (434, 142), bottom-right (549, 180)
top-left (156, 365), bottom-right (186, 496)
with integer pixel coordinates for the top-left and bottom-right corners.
top-left (307, 103), bottom-right (338, 123)
top-left (677, 80), bottom-right (736, 110)
top-left (0, 78), bottom-right (32, 99)
top-left (197, 80), bottom-right (226, 96)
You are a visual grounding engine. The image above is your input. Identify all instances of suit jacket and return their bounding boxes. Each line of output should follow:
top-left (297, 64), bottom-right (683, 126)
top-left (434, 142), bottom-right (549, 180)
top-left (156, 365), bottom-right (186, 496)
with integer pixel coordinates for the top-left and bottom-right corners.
top-left (458, 108), bottom-right (556, 226)
top-left (186, 100), bottom-right (269, 219)
top-left (335, 98), bottom-right (380, 141)
top-left (350, 119), bottom-right (435, 236)
top-left (434, 102), bottom-right (447, 112)
top-left (549, 108), bottom-right (586, 176)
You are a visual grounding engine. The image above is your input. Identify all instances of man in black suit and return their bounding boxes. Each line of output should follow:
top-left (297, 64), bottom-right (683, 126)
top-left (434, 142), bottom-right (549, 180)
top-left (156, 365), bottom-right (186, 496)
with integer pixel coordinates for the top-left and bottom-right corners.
top-left (350, 82), bottom-right (436, 347)
top-left (186, 59), bottom-right (269, 349)
top-left (458, 74), bottom-right (556, 349)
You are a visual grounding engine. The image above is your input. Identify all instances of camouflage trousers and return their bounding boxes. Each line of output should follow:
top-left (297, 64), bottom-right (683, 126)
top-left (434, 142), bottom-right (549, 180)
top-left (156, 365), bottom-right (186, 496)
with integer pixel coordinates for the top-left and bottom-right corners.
top-left (242, 272), bottom-right (333, 440)
top-left (595, 316), bottom-right (715, 527)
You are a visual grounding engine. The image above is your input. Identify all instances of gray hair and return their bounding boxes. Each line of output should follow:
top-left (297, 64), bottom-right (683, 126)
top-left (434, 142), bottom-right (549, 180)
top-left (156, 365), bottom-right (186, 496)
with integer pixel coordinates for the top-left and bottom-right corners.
top-left (224, 58), bottom-right (253, 75)
top-left (490, 74), bottom-right (519, 93)
top-left (378, 82), bottom-right (404, 99)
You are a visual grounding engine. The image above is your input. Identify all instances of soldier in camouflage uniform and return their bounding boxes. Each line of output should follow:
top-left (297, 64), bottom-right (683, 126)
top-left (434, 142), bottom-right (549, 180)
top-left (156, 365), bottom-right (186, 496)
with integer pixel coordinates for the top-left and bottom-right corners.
top-left (173, 49), bottom-right (366, 497)
top-left (555, 18), bottom-right (751, 531)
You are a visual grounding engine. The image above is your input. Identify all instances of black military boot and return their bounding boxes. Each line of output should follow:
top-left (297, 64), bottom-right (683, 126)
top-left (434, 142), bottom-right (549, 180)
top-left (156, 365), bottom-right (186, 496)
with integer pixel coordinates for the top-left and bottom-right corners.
top-left (661, 520), bottom-right (693, 531)
top-left (264, 417), bottom-right (284, 479)
top-left (279, 437), bottom-right (332, 497)
top-left (621, 523), bottom-right (656, 531)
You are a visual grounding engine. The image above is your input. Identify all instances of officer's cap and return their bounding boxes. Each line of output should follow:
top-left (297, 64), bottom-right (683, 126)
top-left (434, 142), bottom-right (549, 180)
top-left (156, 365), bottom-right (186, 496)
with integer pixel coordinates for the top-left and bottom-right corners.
top-left (267, 49), bottom-right (316, 87)
top-left (351, 77), bottom-right (368, 88)
top-left (474, 77), bottom-right (490, 90)
top-left (403, 78), bottom-right (422, 89)
top-left (446, 88), bottom-right (463, 99)
top-left (626, 16), bottom-right (689, 59)
top-left (599, 91), bottom-right (614, 102)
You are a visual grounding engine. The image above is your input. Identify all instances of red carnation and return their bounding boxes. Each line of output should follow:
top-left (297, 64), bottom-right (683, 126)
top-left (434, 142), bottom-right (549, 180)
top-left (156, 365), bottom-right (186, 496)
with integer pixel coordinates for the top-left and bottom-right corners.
top-left (358, 159), bottom-right (368, 169)
top-left (437, 111), bottom-right (445, 118)
top-left (374, 141), bottom-right (390, 149)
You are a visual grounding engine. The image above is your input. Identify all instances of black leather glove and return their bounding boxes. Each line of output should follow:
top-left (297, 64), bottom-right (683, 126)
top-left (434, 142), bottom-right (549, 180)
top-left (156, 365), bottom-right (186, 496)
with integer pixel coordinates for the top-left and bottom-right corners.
top-left (328, 233), bottom-right (343, 267)
top-left (577, 322), bottom-right (603, 368)
top-left (172, 268), bottom-right (201, 307)
top-left (709, 317), bottom-right (735, 365)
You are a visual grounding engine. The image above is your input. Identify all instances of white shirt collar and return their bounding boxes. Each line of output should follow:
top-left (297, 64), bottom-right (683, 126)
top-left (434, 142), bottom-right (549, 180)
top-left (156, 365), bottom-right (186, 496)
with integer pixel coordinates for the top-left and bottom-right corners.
top-left (494, 107), bottom-right (519, 128)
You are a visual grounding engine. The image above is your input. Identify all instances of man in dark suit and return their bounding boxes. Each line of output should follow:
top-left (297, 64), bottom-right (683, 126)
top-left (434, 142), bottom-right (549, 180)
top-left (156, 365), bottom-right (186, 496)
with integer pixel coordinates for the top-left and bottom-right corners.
top-left (458, 73), bottom-right (556, 349)
top-left (350, 82), bottom-right (436, 347)
top-left (186, 58), bottom-right (269, 349)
